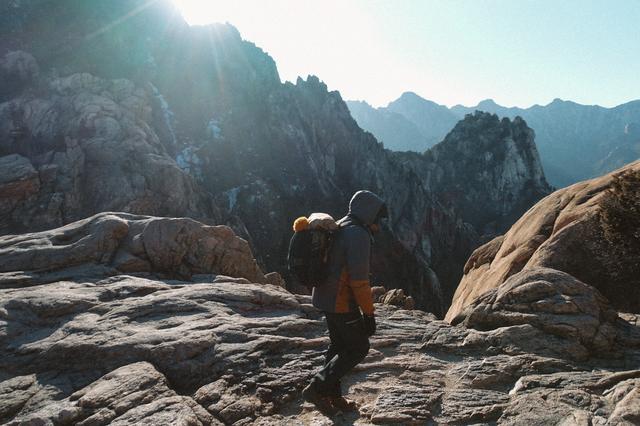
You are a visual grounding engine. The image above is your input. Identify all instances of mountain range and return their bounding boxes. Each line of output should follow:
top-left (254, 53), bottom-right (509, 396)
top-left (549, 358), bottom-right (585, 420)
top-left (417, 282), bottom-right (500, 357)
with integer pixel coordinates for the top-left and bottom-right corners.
top-left (0, 0), bottom-right (550, 316)
top-left (347, 93), bottom-right (640, 187)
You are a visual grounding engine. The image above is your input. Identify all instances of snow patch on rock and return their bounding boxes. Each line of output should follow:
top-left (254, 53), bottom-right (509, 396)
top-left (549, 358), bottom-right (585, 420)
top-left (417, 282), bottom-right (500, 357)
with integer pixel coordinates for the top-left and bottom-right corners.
top-left (224, 186), bottom-right (241, 212)
top-left (176, 146), bottom-right (203, 180)
top-left (207, 118), bottom-right (223, 140)
top-left (149, 83), bottom-right (177, 146)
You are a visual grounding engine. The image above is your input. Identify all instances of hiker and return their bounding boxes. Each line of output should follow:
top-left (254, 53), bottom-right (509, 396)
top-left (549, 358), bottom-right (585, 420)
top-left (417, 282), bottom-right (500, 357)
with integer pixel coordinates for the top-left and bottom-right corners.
top-left (302, 190), bottom-right (388, 413)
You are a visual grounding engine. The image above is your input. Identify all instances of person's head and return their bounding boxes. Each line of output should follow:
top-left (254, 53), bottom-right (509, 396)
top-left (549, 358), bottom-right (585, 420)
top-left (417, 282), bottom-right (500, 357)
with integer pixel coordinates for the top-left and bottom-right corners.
top-left (348, 190), bottom-right (388, 234)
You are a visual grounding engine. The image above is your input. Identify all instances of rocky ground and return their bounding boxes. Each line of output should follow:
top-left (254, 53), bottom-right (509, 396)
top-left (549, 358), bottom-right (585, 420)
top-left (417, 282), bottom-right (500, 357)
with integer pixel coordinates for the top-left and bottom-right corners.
top-left (1, 214), bottom-right (639, 425)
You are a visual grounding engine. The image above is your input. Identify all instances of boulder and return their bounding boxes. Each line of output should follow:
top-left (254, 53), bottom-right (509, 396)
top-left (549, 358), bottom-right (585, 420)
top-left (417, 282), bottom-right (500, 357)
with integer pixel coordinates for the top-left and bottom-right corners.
top-left (264, 271), bottom-right (286, 288)
top-left (447, 160), bottom-right (640, 322)
top-left (370, 285), bottom-right (387, 302)
top-left (380, 288), bottom-right (415, 310)
top-left (0, 212), bottom-right (266, 285)
top-left (451, 268), bottom-right (619, 360)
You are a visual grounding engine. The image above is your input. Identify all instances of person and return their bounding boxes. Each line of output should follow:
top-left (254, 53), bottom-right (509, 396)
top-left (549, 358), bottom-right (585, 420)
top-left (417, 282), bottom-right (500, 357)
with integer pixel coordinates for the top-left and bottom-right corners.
top-left (302, 190), bottom-right (388, 414)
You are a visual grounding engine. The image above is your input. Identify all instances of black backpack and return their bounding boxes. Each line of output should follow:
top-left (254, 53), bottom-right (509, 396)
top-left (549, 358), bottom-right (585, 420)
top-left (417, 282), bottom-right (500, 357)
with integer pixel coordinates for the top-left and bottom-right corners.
top-left (287, 228), bottom-right (334, 289)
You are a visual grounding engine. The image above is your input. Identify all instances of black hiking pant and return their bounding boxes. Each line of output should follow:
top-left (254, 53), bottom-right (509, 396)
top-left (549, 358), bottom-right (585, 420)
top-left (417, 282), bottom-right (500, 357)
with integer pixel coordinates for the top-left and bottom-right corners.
top-left (311, 311), bottom-right (370, 396)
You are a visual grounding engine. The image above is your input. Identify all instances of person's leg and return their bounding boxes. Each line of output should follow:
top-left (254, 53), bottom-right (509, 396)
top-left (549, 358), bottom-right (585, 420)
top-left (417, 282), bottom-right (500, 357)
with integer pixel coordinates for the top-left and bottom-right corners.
top-left (324, 323), bottom-right (340, 366)
top-left (324, 317), bottom-right (344, 397)
top-left (328, 312), bottom-right (370, 381)
top-left (312, 312), bottom-right (370, 395)
top-left (302, 313), bottom-right (343, 414)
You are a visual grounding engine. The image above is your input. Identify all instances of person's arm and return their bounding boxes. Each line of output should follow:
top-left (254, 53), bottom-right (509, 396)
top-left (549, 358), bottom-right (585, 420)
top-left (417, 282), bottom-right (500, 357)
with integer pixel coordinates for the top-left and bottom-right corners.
top-left (346, 228), bottom-right (375, 315)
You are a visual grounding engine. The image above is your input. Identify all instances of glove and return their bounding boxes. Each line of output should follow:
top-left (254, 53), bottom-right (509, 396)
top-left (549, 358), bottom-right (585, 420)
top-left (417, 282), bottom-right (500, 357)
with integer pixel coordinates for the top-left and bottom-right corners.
top-left (363, 314), bottom-right (376, 337)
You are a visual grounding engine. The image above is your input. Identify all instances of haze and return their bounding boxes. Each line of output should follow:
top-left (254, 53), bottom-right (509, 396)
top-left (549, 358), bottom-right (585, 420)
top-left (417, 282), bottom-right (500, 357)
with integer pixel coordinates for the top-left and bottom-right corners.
top-left (173, 0), bottom-right (640, 108)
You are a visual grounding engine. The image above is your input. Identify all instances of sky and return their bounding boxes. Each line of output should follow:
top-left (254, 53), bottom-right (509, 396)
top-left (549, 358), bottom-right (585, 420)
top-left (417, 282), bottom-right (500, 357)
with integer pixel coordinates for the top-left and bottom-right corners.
top-left (172, 0), bottom-right (640, 108)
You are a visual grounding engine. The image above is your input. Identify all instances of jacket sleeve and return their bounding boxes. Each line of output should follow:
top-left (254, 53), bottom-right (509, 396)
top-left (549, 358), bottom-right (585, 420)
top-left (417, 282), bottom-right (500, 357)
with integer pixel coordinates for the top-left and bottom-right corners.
top-left (345, 228), bottom-right (375, 315)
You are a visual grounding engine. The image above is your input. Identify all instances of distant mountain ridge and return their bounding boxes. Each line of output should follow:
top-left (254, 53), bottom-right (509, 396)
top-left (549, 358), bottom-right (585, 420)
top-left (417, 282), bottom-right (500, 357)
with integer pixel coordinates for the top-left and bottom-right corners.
top-left (347, 93), bottom-right (458, 152)
top-left (345, 100), bottom-right (426, 152)
top-left (347, 94), bottom-right (640, 187)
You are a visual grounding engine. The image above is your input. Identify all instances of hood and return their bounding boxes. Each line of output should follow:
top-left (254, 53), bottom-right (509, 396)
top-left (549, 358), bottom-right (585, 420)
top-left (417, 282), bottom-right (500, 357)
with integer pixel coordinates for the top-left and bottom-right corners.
top-left (348, 190), bottom-right (385, 225)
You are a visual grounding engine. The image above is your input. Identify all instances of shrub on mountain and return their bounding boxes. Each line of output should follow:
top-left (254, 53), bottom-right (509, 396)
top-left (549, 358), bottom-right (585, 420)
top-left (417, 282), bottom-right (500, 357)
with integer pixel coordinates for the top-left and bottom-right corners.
top-left (599, 168), bottom-right (640, 304)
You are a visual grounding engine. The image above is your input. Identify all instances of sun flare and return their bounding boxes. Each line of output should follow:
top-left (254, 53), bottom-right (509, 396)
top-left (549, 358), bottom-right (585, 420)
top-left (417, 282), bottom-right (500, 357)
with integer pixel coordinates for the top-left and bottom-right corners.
top-left (171, 0), bottom-right (245, 25)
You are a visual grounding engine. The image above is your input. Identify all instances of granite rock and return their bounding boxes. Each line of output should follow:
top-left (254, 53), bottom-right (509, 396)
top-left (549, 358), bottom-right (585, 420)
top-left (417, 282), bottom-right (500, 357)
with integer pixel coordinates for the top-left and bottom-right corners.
top-left (448, 160), bottom-right (640, 321)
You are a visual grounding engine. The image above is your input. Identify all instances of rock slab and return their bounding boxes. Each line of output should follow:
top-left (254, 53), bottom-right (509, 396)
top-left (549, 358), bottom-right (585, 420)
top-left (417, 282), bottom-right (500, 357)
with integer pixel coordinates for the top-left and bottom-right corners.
top-left (447, 160), bottom-right (640, 321)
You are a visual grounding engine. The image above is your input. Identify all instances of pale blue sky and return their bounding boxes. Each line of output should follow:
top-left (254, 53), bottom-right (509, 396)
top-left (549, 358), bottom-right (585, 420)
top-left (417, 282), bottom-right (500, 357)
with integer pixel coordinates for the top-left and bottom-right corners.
top-left (173, 0), bottom-right (640, 108)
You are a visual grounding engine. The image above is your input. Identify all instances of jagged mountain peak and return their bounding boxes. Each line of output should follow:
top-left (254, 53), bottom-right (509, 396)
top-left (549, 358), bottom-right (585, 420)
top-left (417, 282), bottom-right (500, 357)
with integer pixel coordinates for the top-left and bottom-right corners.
top-left (391, 91), bottom-right (444, 108)
top-left (447, 110), bottom-right (527, 136)
top-left (295, 74), bottom-right (327, 90)
top-left (420, 111), bottom-right (550, 236)
top-left (477, 98), bottom-right (499, 108)
top-left (0, 0), bottom-right (281, 91)
top-left (396, 91), bottom-right (425, 101)
top-left (347, 99), bottom-right (374, 108)
top-left (546, 97), bottom-right (581, 108)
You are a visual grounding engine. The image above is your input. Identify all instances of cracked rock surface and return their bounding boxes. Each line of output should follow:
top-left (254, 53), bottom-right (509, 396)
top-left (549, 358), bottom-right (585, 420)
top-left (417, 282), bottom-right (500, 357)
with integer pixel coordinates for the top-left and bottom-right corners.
top-left (1, 277), bottom-right (638, 425)
top-left (1, 215), bottom-right (639, 425)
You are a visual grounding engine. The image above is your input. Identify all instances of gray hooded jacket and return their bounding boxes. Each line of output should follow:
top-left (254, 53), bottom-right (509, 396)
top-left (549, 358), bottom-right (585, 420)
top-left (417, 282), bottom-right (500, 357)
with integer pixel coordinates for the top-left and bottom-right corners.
top-left (311, 190), bottom-right (385, 315)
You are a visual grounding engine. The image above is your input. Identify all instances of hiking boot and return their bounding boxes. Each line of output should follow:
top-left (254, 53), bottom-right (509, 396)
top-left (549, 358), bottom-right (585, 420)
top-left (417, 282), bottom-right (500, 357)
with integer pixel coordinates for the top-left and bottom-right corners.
top-left (302, 383), bottom-right (338, 416)
top-left (330, 396), bottom-right (358, 413)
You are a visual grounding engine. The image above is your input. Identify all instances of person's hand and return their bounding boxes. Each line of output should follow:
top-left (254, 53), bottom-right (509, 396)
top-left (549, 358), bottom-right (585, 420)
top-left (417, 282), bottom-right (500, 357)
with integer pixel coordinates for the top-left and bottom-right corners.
top-left (363, 314), bottom-right (376, 336)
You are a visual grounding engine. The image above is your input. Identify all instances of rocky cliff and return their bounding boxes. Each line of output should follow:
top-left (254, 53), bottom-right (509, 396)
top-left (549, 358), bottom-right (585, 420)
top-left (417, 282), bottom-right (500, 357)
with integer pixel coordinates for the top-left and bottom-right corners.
top-left (0, 59), bottom-right (217, 234)
top-left (0, 0), bottom-right (552, 315)
top-left (1, 215), bottom-right (638, 425)
top-left (447, 160), bottom-right (640, 322)
top-left (397, 111), bottom-right (551, 237)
